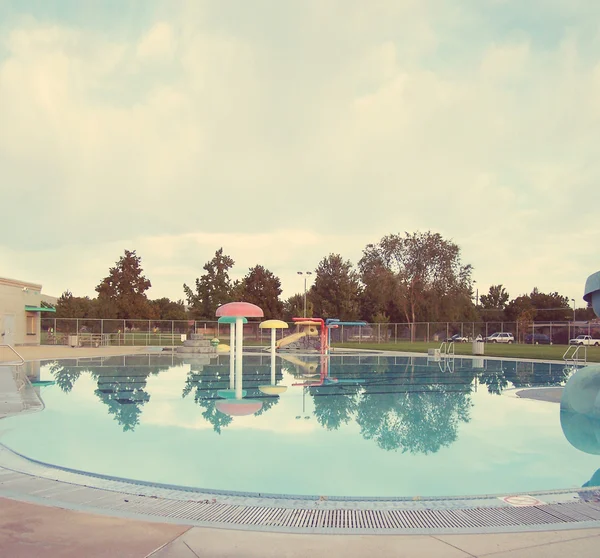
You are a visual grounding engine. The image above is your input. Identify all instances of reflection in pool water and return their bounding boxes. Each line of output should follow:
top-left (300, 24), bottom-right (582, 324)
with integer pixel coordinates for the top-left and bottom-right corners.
top-left (2, 354), bottom-right (599, 498)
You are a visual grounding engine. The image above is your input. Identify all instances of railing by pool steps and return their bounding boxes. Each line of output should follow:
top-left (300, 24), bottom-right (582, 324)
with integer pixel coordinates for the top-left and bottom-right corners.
top-left (0, 344), bottom-right (25, 366)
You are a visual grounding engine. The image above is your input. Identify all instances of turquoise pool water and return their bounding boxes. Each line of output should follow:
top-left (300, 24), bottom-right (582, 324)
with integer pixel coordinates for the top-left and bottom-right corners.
top-left (1, 353), bottom-right (598, 498)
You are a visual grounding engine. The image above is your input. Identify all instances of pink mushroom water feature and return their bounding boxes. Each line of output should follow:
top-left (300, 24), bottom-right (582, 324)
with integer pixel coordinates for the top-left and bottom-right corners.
top-left (215, 302), bottom-right (264, 416)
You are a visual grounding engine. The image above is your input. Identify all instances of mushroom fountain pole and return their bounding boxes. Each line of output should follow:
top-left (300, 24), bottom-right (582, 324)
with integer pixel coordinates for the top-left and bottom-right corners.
top-left (258, 320), bottom-right (289, 395)
top-left (235, 316), bottom-right (244, 398)
top-left (217, 316), bottom-right (247, 394)
top-left (270, 327), bottom-right (276, 383)
top-left (216, 302), bottom-right (264, 398)
top-left (230, 321), bottom-right (236, 390)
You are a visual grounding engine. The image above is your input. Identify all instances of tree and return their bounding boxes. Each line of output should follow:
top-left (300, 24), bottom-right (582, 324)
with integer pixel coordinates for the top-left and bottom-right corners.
top-left (310, 254), bottom-right (361, 319)
top-left (480, 285), bottom-right (510, 310)
top-left (504, 294), bottom-right (534, 323)
top-left (529, 288), bottom-right (571, 321)
top-left (358, 250), bottom-right (403, 322)
top-left (504, 289), bottom-right (571, 323)
top-left (54, 290), bottom-right (97, 318)
top-left (150, 298), bottom-right (187, 321)
top-left (183, 248), bottom-right (235, 319)
top-left (360, 232), bottom-right (472, 337)
top-left (479, 284), bottom-right (510, 323)
top-left (95, 250), bottom-right (153, 319)
top-left (282, 293), bottom-right (311, 320)
top-left (235, 265), bottom-right (284, 318)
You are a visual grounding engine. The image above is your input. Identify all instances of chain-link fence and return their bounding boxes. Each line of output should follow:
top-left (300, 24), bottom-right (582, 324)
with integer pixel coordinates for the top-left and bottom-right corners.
top-left (40, 318), bottom-right (600, 346)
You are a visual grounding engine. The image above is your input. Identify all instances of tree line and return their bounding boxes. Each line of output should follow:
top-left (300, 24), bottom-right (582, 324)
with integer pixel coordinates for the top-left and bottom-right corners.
top-left (51, 232), bottom-right (594, 324)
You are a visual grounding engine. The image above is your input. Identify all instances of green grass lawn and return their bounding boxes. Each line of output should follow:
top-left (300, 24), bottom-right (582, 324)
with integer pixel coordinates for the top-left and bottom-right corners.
top-left (334, 341), bottom-right (600, 362)
top-left (40, 331), bottom-right (599, 363)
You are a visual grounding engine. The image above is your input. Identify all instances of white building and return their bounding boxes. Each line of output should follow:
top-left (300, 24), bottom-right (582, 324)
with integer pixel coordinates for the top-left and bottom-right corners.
top-left (0, 276), bottom-right (56, 345)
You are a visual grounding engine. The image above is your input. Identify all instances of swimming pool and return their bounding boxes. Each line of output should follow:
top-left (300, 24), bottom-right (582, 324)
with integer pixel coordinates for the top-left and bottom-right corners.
top-left (1, 353), bottom-right (597, 499)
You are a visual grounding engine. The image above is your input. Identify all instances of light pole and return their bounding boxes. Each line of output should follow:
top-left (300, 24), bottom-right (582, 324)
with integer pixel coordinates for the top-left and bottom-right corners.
top-left (297, 271), bottom-right (312, 317)
top-left (473, 280), bottom-right (478, 307)
top-left (571, 298), bottom-right (576, 323)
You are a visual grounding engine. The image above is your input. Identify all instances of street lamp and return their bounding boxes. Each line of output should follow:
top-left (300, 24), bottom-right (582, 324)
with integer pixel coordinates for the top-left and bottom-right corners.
top-left (473, 280), bottom-right (478, 307)
top-left (571, 298), bottom-right (576, 323)
top-left (297, 271), bottom-right (312, 318)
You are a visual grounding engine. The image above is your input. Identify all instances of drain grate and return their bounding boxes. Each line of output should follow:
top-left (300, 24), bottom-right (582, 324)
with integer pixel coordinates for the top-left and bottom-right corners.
top-left (1, 447), bottom-right (600, 534)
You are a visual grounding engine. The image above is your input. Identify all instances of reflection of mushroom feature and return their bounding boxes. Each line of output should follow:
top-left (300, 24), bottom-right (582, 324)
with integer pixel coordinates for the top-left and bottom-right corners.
top-left (258, 319), bottom-right (288, 395)
top-left (216, 302), bottom-right (264, 399)
top-left (217, 315), bottom-right (248, 396)
top-left (215, 399), bottom-right (263, 416)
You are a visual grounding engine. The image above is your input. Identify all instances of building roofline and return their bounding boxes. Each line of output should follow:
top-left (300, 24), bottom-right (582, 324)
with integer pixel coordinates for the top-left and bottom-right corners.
top-left (0, 276), bottom-right (42, 290)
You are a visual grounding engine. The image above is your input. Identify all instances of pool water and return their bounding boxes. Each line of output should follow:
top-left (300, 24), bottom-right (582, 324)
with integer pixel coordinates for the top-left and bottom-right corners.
top-left (1, 353), bottom-right (598, 498)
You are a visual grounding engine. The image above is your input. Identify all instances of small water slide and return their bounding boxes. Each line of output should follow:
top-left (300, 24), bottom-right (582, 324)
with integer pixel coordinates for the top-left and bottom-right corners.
top-left (276, 321), bottom-right (321, 350)
top-left (276, 331), bottom-right (308, 349)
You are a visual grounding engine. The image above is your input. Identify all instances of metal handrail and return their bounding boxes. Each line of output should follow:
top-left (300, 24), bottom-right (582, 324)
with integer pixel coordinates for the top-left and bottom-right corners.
top-left (0, 344), bottom-right (25, 366)
top-left (563, 344), bottom-right (587, 365)
top-left (439, 341), bottom-right (455, 357)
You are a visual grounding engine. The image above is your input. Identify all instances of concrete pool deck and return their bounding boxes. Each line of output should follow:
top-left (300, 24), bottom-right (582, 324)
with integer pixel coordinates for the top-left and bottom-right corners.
top-left (2, 496), bottom-right (600, 557)
top-left (1, 345), bottom-right (599, 556)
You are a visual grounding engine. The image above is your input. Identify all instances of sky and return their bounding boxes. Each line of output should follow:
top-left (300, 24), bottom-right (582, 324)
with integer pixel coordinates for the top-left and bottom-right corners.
top-left (1, 0), bottom-right (599, 308)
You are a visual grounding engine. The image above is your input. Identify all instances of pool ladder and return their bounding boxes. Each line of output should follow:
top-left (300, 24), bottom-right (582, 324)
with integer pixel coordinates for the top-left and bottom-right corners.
top-left (439, 341), bottom-right (455, 357)
top-left (437, 341), bottom-right (455, 373)
top-left (563, 344), bottom-right (587, 366)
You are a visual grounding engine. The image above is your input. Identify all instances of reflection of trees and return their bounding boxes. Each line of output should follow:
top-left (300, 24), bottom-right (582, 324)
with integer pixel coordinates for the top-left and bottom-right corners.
top-left (309, 361), bottom-right (377, 430)
top-left (506, 361), bottom-right (568, 389)
top-left (47, 361), bottom-right (84, 393)
top-left (478, 360), bottom-right (568, 394)
top-left (90, 364), bottom-right (169, 431)
top-left (479, 366), bottom-right (508, 395)
top-left (357, 388), bottom-right (472, 453)
top-left (182, 362), bottom-right (281, 433)
top-left (313, 358), bottom-right (474, 454)
top-left (182, 366), bottom-right (234, 434)
top-left (311, 385), bottom-right (360, 430)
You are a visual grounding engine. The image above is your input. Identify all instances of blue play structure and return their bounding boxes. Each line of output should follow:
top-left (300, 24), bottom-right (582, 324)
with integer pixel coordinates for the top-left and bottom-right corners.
top-left (325, 318), bottom-right (368, 353)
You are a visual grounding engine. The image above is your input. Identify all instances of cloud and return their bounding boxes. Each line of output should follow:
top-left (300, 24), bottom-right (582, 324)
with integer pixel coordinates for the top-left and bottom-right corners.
top-left (0, 1), bottom-right (599, 304)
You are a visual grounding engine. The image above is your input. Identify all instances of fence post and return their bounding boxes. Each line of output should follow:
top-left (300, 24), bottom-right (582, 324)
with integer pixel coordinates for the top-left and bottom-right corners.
top-left (395, 323), bottom-right (397, 344)
top-left (427, 323), bottom-right (429, 342)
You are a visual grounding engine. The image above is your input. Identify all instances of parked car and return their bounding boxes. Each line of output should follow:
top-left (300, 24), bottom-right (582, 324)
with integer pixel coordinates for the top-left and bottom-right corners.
top-left (485, 332), bottom-right (515, 344)
top-left (569, 335), bottom-right (600, 346)
top-left (446, 333), bottom-right (468, 343)
top-left (524, 333), bottom-right (552, 345)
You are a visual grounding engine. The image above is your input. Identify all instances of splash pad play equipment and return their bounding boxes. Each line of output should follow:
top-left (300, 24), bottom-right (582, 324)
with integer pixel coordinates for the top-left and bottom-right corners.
top-left (276, 317), bottom-right (368, 353)
top-left (258, 320), bottom-right (288, 395)
top-left (215, 302), bottom-right (264, 415)
top-left (216, 315), bottom-right (247, 398)
top-left (276, 318), bottom-right (323, 351)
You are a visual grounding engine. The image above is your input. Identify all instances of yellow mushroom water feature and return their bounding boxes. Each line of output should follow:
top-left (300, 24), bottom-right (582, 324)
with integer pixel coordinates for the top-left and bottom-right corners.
top-left (258, 319), bottom-right (289, 395)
